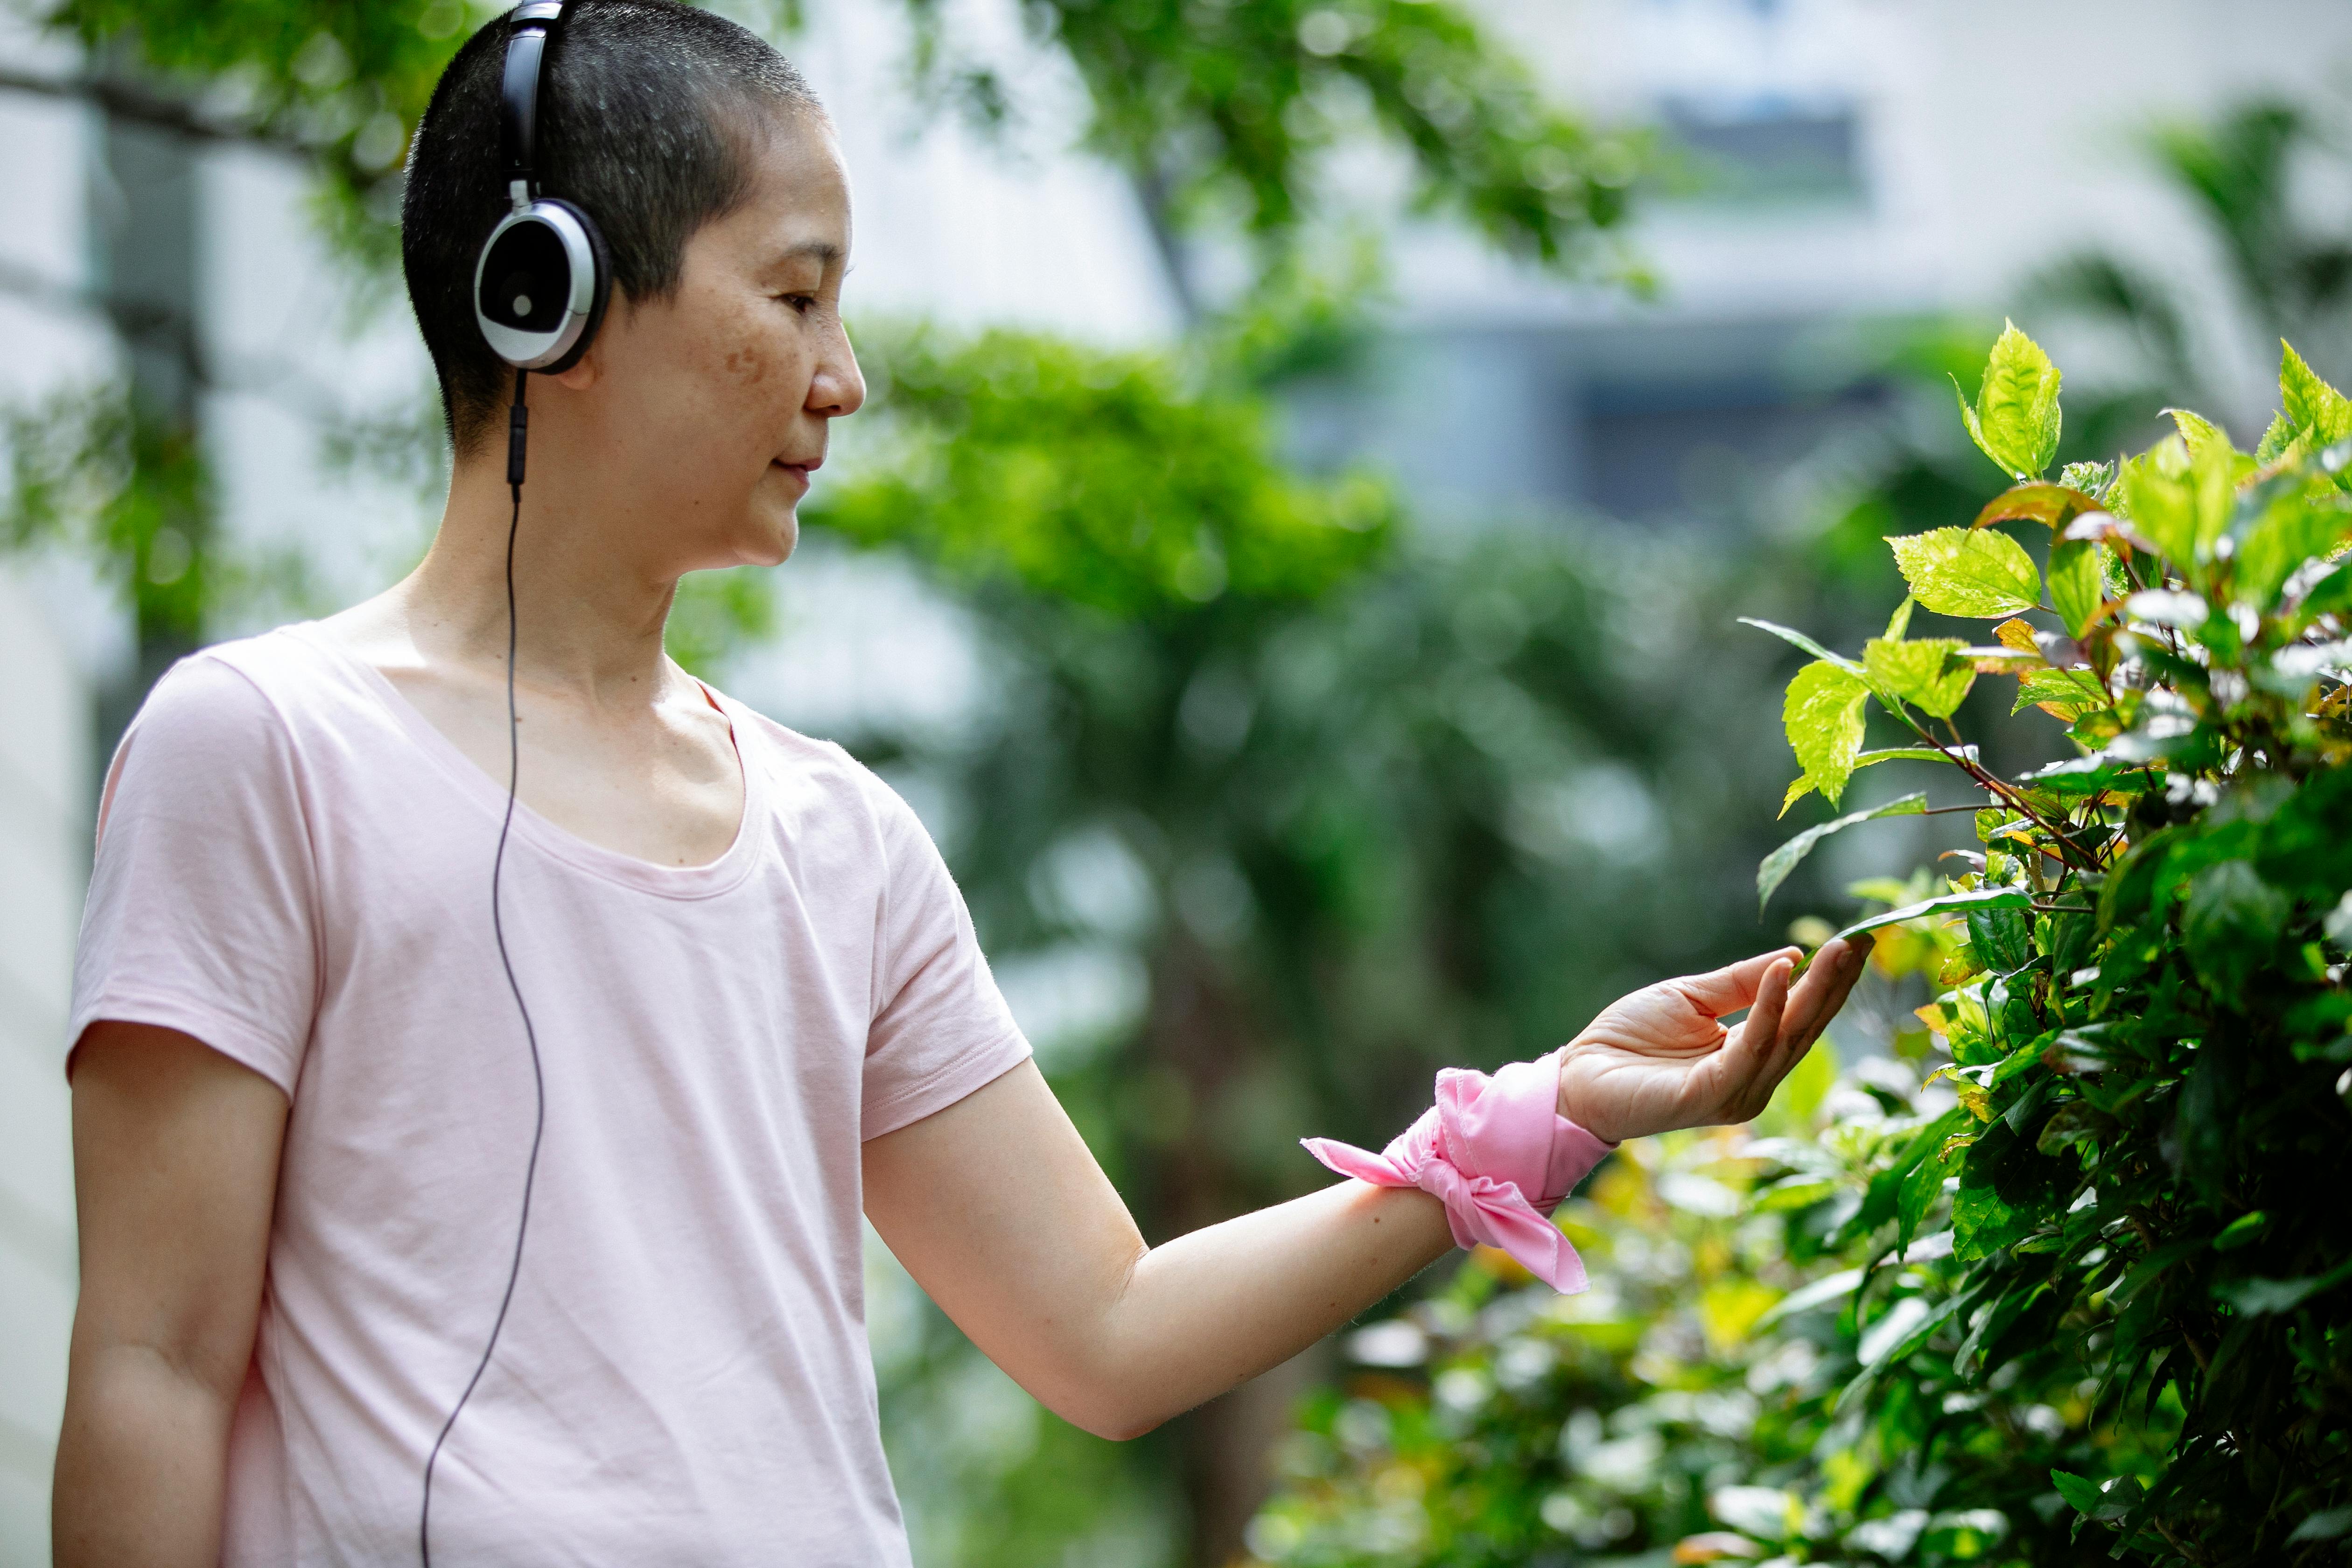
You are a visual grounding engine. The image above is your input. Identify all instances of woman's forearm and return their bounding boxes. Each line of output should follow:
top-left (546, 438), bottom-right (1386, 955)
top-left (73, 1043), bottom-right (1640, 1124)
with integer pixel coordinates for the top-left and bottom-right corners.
top-left (1086, 1180), bottom-right (1453, 1439)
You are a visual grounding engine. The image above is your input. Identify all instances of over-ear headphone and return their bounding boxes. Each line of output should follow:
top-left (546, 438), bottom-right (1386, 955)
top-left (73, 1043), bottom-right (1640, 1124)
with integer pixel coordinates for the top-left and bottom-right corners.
top-left (472, 0), bottom-right (610, 373)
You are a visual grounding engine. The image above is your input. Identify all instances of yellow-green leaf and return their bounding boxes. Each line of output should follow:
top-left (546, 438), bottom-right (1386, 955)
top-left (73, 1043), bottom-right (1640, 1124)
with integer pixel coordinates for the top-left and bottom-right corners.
top-left (1886, 527), bottom-right (2042, 617)
top-left (1783, 659), bottom-right (1870, 808)
top-left (2281, 340), bottom-right (2352, 447)
top-left (1953, 321), bottom-right (2063, 480)
top-left (2048, 539), bottom-right (2106, 637)
top-left (2013, 666), bottom-right (2108, 720)
top-left (1781, 747), bottom-right (1968, 816)
top-left (1863, 636), bottom-right (1975, 718)
top-left (2166, 406), bottom-right (2234, 466)
top-left (2116, 434), bottom-right (2236, 564)
top-left (2237, 490), bottom-right (2352, 612)
top-left (2255, 411), bottom-right (2300, 467)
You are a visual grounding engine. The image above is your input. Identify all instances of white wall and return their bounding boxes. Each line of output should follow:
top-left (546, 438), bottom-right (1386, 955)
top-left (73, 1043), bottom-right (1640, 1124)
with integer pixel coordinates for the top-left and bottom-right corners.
top-left (0, 564), bottom-right (87, 1566)
top-left (0, 14), bottom-right (111, 1558)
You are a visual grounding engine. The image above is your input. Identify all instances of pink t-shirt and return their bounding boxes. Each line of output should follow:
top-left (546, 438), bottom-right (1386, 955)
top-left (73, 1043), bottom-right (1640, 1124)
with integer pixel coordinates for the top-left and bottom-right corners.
top-left (68, 624), bottom-right (1031, 1564)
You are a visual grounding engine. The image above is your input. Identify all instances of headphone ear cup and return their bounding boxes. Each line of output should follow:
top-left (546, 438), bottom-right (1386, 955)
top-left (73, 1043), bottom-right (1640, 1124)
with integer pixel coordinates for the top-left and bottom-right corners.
top-left (472, 199), bottom-right (610, 372)
top-left (531, 198), bottom-right (610, 376)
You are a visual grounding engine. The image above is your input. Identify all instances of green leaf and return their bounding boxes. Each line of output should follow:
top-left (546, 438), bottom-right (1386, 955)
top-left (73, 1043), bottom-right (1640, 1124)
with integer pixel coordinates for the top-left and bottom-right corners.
top-left (2165, 406), bottom-right (2234, 465)
top-left (1884, 595), bottom-right (1915, 640)
top-left (1954, 321), bottom-right (2063, 480)
top-left (1835, 885), bottom-right (2032, 942)
top-left (2216, 1257), bottom-right (2352, 1316)
top-left (2288, 1507), bottom-right (2352, 1544)
top-left (2212, 1211), bottom-right (2268, 1252)
top-left (1886, 528), bottom-right (2043, 618)
top-left (2051, 1469), bottom-right (2130, 1523)
top-left (1757, 793), bottom-right (1927, 910)
top-left (2117, 434), bottom-right (2237, 564)
top-left (1755, 1267), bottom-right (1866, 1329)
top-left (2255, 411), bottom-right (2299, 466)
top-left (1739, 616), bottom-right (1861, 672)
top-left (1897, 1139), bottom-right (1954, 1246)
top-left (1862, 637), bottom-right (1974, 719)
top-left (2236, 489), bottom-right (2352, 612)
top-left (1780, 748), bottom-right (1967, 815)
top-left (2058, 459), bottom-right (2116, 498)
top-left (2281, 340), bottom-right (2352, 447)
top-left (1966, 903), bottom-right (2034, 974)
top-left (2182, 860), bottom-right (2289, 1004)
top-left (1953, 1166), bottom-right (2037, 1260)
top-left (2047, 539), bottom-right (2105, 637)
top-left (2013, 667), bottom-right (2108, 720)
top-left (1781, 659), bottom-right (1871, 809)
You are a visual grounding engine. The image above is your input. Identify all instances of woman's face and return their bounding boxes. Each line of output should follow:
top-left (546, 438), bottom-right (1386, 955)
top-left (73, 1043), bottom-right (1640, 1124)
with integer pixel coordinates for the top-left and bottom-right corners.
top-left (566, 108), bottom-right (864, 576)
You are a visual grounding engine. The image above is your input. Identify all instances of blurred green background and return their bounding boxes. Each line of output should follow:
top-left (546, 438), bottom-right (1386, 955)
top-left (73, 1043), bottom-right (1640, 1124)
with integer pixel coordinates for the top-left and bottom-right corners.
top-left (3, 1), bottom-right (2351, 1564)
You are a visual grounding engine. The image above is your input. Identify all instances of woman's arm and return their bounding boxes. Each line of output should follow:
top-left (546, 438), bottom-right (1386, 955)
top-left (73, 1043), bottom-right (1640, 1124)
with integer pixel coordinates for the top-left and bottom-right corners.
top-left (863, 938), bottom-right (1868, 1440)
top-left (54, 1022), bottom-right (287, 1568)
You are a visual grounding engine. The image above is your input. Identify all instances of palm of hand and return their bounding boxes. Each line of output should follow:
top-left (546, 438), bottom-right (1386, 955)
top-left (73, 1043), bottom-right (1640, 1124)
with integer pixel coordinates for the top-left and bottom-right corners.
top-left (1554, 939), bottom-right (1868, 1145)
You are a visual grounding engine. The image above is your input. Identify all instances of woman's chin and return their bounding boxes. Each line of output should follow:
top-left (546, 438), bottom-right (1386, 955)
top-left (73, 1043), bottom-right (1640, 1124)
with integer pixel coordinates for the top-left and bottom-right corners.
top-left (741, 510), bottom-right (798, 568)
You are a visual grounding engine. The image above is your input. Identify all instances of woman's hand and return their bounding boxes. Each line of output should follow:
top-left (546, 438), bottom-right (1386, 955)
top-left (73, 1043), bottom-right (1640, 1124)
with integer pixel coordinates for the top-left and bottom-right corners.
top-left (1555, 938), bottom-right (1871, 1144)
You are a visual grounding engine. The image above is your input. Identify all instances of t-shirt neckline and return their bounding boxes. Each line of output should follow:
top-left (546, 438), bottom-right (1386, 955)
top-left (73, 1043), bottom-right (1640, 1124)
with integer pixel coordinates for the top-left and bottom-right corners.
top-left (281, 621), bottom-right (765, 901)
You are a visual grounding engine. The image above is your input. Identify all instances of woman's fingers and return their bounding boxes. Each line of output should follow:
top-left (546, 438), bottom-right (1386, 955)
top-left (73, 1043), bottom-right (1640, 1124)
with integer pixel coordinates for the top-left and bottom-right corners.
top-left (1711, 955), bottom-right (1792, 1107)
top-left (1774, 937), bottom-right (1872, 1052)
top-left (1677, 946), bottom-right (1803, 1017)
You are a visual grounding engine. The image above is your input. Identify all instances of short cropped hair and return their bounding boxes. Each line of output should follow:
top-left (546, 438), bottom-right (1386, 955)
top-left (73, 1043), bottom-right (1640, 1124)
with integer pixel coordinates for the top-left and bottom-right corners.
top-left (401, 0), bottom-right (821, 452)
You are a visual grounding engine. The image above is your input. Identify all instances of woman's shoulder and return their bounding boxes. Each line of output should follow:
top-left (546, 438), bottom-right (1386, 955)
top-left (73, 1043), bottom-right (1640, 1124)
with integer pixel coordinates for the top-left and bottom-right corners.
top-left (132, 626), bottom-right (344, 743)
top-left (96, 627), bottom-right (350, 846)
top-left (714, 694), bottom-right (929, 840)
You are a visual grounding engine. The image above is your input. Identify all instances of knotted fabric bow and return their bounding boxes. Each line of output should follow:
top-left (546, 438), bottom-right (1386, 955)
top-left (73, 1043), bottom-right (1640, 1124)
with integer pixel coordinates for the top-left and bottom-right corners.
top-left (1301, 1051), bottom-right (1616, 1293)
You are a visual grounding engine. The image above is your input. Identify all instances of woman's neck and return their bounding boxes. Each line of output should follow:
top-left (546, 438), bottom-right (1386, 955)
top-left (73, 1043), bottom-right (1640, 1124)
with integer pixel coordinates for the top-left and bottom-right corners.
top-left (392, 448), bottom-right (683, 707)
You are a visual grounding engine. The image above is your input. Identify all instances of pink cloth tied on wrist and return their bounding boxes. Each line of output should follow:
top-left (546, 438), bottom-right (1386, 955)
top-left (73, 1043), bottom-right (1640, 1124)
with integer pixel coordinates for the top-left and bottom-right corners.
top-left (1301, 1051), bottom-right (1616, 1294)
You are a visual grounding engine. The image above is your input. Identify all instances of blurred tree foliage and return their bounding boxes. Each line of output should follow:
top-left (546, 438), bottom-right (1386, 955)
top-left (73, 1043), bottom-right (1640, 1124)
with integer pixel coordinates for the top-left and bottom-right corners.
top-left (1, 0), bottom-right (1647, 724)
top-left (24, 0), bottom-right (1647, 278)
top-left (796, 308), bottom-right (1814, 1562)
top-left (2, 385), bottom-right (212, 656)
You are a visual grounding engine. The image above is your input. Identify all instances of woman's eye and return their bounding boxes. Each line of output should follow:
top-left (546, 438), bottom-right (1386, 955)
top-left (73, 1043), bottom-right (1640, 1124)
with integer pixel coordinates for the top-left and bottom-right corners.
top-left (778, 294), bottom-right (817, 315)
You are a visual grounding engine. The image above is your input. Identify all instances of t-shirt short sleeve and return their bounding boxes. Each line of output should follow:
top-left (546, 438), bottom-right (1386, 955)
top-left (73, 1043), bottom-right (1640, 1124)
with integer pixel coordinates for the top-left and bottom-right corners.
top-left (69, 653), bottom-right (320, 1093)
top-left (860, 788), bottom-right (1029, 1140)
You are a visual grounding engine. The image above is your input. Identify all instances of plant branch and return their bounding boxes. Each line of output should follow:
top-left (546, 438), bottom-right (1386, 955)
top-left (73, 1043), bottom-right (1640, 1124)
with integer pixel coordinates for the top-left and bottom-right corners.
top-left (1888, 702), bottom-right (2100, 872)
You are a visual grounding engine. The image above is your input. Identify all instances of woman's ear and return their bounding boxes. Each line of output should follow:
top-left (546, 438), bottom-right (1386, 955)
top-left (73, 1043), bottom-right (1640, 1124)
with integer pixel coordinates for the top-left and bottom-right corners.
top-left (547, 337), bottom-right (603, 394)
top-left (548, 293), bottom-right (626, 393)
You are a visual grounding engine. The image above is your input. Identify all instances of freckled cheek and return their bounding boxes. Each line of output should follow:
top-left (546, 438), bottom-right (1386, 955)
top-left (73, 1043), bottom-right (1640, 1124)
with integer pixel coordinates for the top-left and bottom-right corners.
top-left (707, 320), bottom-right (820, 406)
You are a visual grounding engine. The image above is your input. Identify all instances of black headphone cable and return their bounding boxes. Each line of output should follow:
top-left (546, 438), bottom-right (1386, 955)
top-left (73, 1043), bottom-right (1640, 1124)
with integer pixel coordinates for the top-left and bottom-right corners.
top-left (419, 367), bottom-right (548, 1566)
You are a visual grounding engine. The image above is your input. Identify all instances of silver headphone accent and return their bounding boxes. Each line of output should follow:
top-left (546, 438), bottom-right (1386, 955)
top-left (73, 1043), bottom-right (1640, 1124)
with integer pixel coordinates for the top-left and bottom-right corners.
top-left (474, 198), bottom-right (602, 369)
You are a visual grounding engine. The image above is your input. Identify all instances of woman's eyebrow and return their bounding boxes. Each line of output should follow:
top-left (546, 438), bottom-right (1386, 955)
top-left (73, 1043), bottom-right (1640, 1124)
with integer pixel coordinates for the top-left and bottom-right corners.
top-left (770, 239), bottom-right (843, 267)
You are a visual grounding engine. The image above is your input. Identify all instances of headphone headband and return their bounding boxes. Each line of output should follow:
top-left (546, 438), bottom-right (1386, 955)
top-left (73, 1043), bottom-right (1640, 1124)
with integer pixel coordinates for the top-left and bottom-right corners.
top-left (499, 1), bottom-right (568, 209)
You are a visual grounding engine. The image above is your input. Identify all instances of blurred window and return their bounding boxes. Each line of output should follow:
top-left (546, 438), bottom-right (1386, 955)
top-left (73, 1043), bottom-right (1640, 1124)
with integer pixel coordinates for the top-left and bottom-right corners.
top-left (1661, 98), bottom-right (1865, 207)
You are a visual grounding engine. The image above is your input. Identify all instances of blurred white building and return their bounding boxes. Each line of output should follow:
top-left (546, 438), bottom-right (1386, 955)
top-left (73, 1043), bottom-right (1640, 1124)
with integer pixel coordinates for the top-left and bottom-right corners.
top-left (1361, 0), bottom-right (2352, 518)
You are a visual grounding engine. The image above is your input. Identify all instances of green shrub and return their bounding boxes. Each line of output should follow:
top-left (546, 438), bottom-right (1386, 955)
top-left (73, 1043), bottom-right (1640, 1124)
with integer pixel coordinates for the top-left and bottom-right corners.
top-left (1252, 327), bottom-right (2352, 1565)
